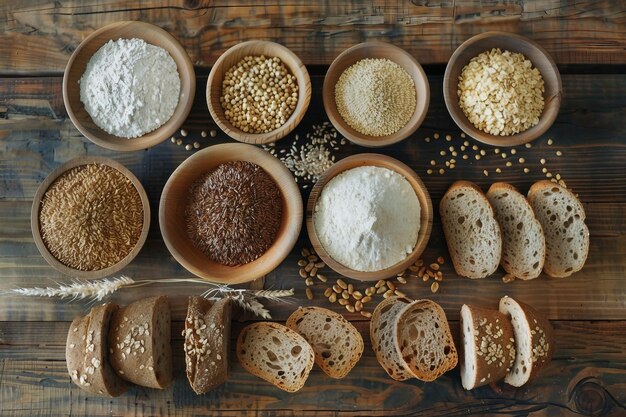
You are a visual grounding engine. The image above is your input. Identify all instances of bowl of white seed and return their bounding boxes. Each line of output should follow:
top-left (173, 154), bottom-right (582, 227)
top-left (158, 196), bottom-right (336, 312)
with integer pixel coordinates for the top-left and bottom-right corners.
top-left (444, 32), bottom-right (562, 147)
top-left (207, 40), bottom-right (311, 145)
top-left (323, 42), bottom-right (430, 147)
top-left (63, 21), bottom-right (195, 152)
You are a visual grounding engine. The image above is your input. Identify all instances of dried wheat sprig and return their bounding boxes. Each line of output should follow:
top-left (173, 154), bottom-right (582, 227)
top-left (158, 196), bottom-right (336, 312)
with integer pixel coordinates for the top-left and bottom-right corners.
top-left (7, 276), bottom-right (134, 302)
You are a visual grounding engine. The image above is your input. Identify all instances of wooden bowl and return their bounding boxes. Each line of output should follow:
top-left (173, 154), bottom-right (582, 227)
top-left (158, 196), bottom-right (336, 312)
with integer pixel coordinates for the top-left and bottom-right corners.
top-left (323, 42), bottom-right (430, 147)
top-left (63, 21), bottom-right (195, 151)
top-left (306, 154), bottom-right (433, 281)
top-left (31, 156), bottom-right (151, 279)
top-left (159, 143), bottom-right (303, 284)
top-left (443, 32), bottom-right (562, 147)
top-left (206, 40), bottom-right (311, 145)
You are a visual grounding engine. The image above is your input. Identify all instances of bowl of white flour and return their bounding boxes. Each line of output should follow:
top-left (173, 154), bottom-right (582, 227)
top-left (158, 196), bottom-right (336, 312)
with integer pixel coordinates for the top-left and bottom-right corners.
top-left (307, 153), bottom-right (433, 281)
top-left (63, 21), bottom-right (195, 151)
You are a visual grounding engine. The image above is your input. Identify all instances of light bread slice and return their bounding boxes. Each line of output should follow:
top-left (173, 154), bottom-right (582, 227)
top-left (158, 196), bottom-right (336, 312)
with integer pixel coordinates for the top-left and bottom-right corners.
top-left (286, 306), bottom-right (363, 379)
top-left (370, 296), bottom-right (414, 381)
top-left (499, 296), bottom-right (554, 387)
top-left (487, 183), bottom-right (545, 280)
top-left (66, 303), bottom-right (127, 397)
top-left (109, 296), bottom-right (172, 389)
top-left (527, 181), bottom-right (589, 277)
top-left (396, 299), bottom-right (458, 381)
top-left (236, 322), bottom-right (314, 392)
top-left (460, 304), bottom-right (516, 390)
top-left (440, 181), bottom-right (502, 278)
top-left (184, 297), bottom-right (232, 394)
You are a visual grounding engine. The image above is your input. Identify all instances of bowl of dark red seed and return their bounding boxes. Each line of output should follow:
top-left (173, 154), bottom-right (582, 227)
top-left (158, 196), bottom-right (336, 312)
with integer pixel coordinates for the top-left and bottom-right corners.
top-left (31, 156), bottom-right (150, 279)
top-left (159, 143), bottom-right (303, 284)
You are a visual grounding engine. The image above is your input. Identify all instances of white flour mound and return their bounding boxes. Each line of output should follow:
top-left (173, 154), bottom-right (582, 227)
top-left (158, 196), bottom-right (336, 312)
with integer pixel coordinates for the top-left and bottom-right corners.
top-left (313, 166), bottom-right (421, 272)
top-left (79, 38), bottom-right (181, 138)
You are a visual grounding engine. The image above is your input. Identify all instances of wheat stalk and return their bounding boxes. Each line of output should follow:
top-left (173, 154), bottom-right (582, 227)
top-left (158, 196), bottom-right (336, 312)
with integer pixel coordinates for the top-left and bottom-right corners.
top-left (3, 276), bottom-right (293, 319)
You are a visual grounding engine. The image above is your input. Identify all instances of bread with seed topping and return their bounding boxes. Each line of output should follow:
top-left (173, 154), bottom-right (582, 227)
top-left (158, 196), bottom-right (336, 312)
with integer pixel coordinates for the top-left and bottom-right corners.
top-left (109, 296), bottom-right (172, 389)
top-left (66, 303), bottom-right (127, 397)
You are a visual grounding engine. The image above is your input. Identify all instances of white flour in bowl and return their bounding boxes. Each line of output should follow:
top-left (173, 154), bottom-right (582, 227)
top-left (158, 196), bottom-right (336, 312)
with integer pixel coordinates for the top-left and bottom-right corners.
top-left (313, 165), bottom-right (421, 271)
top-left (79, 38), bottom-right (181, 138)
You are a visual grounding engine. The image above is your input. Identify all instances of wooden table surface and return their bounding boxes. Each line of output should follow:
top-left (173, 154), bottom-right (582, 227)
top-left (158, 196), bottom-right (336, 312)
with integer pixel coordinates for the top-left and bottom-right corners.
top-left (1, 1), bottom-right (625, 416)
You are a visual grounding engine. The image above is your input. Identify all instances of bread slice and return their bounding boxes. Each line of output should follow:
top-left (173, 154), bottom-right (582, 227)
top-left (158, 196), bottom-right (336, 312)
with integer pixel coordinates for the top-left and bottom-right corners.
top-left (395, 299), bottom-right (458, 381)
top-left (184, 297), bottom-right (232, 394)
top-left (499, 296), bottom-right (554, 387)
top-left (109, 296), bottom-right (172, 389)
top-left (460, 304), bottom-right (516, 390)
top-left (66, 303), bottom-right (127, 397)
top-left (236, 322), bottom-right (314, 392)
top-left (370, 296), bottom-right (414, 381)
top-left (286, 306), bottom-right (363, 379)
top-left (527, 181), bottom-right (589, 277)
top-left (440, 181), bottom-right (502, 278)
top-left (486, 182), bottom-right (545, 280)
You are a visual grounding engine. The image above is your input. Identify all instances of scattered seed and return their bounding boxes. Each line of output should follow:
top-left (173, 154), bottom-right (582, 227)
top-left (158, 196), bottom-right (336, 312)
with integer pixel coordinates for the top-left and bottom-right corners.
top-left (434, 133), bottom-right (440, 139)
top-left (556, 150), bottom-right (562, 156)
top-left (439, 168), bottom-right (445, 175)
top-left (440, 150), bottom-right (447, 156)
top-left (556, 173), bottom-right (561, 180)
top-left (338, 298), bottom-right (349, 306)
top-left (387, 281), bottom-right (396, 291)
top-left (333, 284), bottom-right (342, 293)
top-left (361, 296), bottom-right (372, 303)
top-left (518, 157), bottom-right (526, 163)
top-left (510, 148), bottom-right (517, 155)
top-left (314, 261), bottom-right (325, 268)
top-left (201, 130), bottom-right (208, 138)
top-left (494, 148), bottom-right (500, 154)
top-left (462, 154), bottom-right (469, 160)
top-left (435, 271), bottom-right (443, 281)
top-left (445, 134), bottom-right (452, 141)
top-left (397, 276), bottom-right (407, 284)
top-left (431, 282), bottom-right (439, 293)
top-left (176, 139), bottom-right (183, 146)
top-left (542, 167), bottom-right (548, 173)
top-left (342, 291), bottom-right (350, 300)
top-left (347, 284), bottom-right (354, 294)
top-left (475, 154), bottom-right (481, 160)
top-left (324, 288), bottom-right (333, 298)
top-left (193, 141), bottom-right (200, 149)
top-left (422, 274), bottom-right (430, 282)
top-left (483, 169), bottom-right (489, 176)
top-left (430, 263), bottom-right (440, 271)
top-left (427, 270), bottom-right (435, 278)
top-left (502, 274), bottom-right (516, 283)
top-left (337, 279), bottom-right (347, 290)
top-left (317, 274), bottom-right (327, 283)
top-left (548, 138), bottom-right (553, 145)
top-left (307, 255), bottom-right (318, 262)
top-left (355, 301), bottom-right (363, 311)
top-left (365, 288), bottom-right (374, 296)
top-left (472, 145), bottom-right (479, 151)
top-left (375, 280), bottom-right (386, 288)
top-left (170, 137), bottom-right (176, 143)
top-left (297, 259), bottom-right (307, 267)
top-left (425, 137), bottom-right (431, 142)
top-left (383, 289), bottom-right (394, 298)
top-left (525, 143), bottom-right (532, 148)
top-left (299, 269), bottom-right (307, 278)
top-left (185, 144), bottom-right (192, 150)
top-left (210, 129), bottom-right (217, 138)
top-left (506, 161), bottom-right (513, 167)
top-left (496, 168), bottom-right (502, 173)
top-left (376, 286), bottom-right (387, 294)
top-left (301, 248), bottom-right (311, 257)
top-left (480, 149), bottom-right (486, 156)
top-left (310, 267), bottom-right (318, 277)
top-left (394, 289), bottom-right (406, 297)
top-left (180, 129), bottom-right (188, 137)
top-left (524, 167), bottom-right (530, 173)
top-left (306, 288), bottom-right (313, 300)
top-left (540, 158), bottom-right (546, 164)
top-left (305, 277), bottom-right (314, 286)
top-left (360, 310), bottom-right (372, 318)
top-left (352, 291), bottom-right (363, 300)
top-left (546, 172), bottom-right (553, 178)
top-left (501, 153), bottom-right (507, 158)
top-left (329, 293), bottom-right (337, 303)
top-left (346, 304), bottom-right (355, 313)
top-left (426, 169), bottom-right (433, 175)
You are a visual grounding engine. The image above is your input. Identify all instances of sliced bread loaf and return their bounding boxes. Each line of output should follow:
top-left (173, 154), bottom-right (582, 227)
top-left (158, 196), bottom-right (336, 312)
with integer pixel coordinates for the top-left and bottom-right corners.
top-left (370, 296), bottom-right (414, 381)
top-left (486, 182), bottom-right (545, 280)
top-left (440, 181), bottom-right (502, 278)
top-left (286, 306), bottom-right (363, 379)
top-left (236, 322), bottom-right (314, 392)
top-left (527, 181), bottom-right (589, 277)
top-left (499, 296), bottom-right (554, 387)
top-left (66, 303), bottom-right (127, 397)
top-left (109, 296), bottom-right (172, 389)
top-left (396, 299), bottom-right (458, 381)
top-left (460, 304), bottom-right (516, 390)
top-left (184, 296), bottom-right (232, 394)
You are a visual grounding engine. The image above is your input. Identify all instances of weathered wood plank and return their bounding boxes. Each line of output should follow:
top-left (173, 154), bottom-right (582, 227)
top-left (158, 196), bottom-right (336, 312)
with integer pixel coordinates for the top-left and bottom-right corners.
top-left (0, 321), bottom-right (625, 416)
top-left (0, 0), bottom-right (625, 74)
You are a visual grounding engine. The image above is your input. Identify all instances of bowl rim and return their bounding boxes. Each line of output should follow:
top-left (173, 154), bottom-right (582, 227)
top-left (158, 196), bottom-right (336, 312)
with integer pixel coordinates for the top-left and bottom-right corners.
top-left (306, 153), bottom-right (433, 281)
top-left (206, 40), bottom-right (311, 145)
top-left (62, 20), bottom-right (196, 152)
top-left (31, 156), bottom-right (151, 279)
top-left (322, 41), bottom-right (431, 148)
top-left (159, 142), bottom-right (303, 284)
top-left (443, 31), bottom-right (563, 147)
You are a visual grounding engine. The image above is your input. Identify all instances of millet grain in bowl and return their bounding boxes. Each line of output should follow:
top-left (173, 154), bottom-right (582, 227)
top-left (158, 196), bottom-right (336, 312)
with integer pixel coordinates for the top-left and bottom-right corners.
top-left (185, 161), bottom-right (282, 266)
top-left (39, 164), bottom-right (143, 271)
top-left (457, 48), bottom-right (545, 136)
top-left (220, 56), bottom-right (298, 134)
top-left (335, 58), bottom-right (416, 137)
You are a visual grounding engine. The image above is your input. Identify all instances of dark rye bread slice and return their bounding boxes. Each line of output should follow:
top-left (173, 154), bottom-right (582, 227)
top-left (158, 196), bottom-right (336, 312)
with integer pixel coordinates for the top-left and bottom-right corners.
top-left (109, 296), bottom-right (172, 389)
top-left (499, 296), bottom-right (554, 387)
top-left (487, 182), bottom-right (545, 280)
top-left (183, 297), bottom-right (232, 394)
top-left (396, 299), bottom-right (458, 381)
top-left (440, 181), bottom-right (502, 278)
top-left (236, 322), bottom-right (314, 392)
top-left (527, 181), bottom-right (589, 278)
top-left (286, 306), bottom-right (363, 379)
top-left (460, 304), bottom-right (516, 390)
top-left (370, 296), bottom-right (414, 381)
top-left (66, 303), bottom-right (127, 397)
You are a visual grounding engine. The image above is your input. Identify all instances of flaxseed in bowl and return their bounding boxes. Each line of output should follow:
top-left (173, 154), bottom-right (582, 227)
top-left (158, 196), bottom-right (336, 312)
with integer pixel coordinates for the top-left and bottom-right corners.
top-left (31, 156), bottom-right (150, 279)
top-left (444, 32), bottom-right (562, 147)
top-left (159, 143), bottom-right (303, 284)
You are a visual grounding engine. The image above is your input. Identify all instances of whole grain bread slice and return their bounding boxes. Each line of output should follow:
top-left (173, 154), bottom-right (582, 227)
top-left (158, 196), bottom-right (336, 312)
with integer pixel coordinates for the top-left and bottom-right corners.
top-left (184, 296), bottom-right (232, 394)
top-left (109, 296), bottom-right (172, 389)
top-left (286, 306), bottom-right (363, 379)
top-left (460, 304), bottom-right (516, 390)
top-left (527, 181), bottom-right (589, 277)
top-left (370, 296), bottom-right (414, 381)
top-left (499, 296), bottom-right (554, 387)
top-left (66, 303), bottom-right (127, 397)
top-left (440, 181), bottom-right (502, 278)
top-left (395, 299), bottom-right (458, 381)
top-left (487, 182), bottom-right (545, 280)
top-left (236, 322), bottom-right (314, 392)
